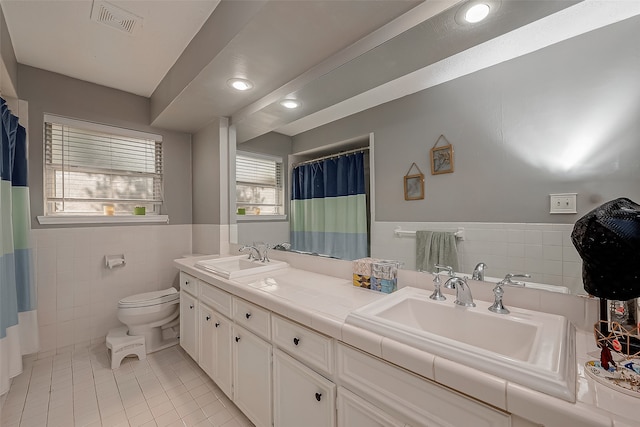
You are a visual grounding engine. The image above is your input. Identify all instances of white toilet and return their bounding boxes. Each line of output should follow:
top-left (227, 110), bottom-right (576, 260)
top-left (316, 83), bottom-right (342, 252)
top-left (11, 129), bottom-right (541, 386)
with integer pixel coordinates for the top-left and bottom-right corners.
top-left (116, 287), bottom-right (180, 354)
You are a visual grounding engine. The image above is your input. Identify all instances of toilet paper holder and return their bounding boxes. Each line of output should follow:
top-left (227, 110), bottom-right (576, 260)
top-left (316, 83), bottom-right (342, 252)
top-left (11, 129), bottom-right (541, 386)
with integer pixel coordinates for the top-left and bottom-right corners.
top-left (105, 254), bottom-right (126, 269)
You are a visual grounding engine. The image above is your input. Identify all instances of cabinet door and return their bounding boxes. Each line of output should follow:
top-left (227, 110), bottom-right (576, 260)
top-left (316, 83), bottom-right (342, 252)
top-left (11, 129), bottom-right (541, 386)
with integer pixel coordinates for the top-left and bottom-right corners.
top-left (233, 325), bottom-right (272, 427)
top-left (198, 304), bottom-right (215, 378)
top-left (337, 387), bottom-right (405, 427)
top-left (274, 349), bottom-right (336, 427)
top-left (210, 310), bottom-right (233, 399)
top-left (180, 290), bottom-right (198, 361)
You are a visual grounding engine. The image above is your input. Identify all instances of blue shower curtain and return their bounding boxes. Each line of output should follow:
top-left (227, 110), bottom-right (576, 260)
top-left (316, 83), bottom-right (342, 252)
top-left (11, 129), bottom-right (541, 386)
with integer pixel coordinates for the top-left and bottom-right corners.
top-left (0, 98), bottom-right (38, 396)
top-left (290, 152), bottom-right (368, 260)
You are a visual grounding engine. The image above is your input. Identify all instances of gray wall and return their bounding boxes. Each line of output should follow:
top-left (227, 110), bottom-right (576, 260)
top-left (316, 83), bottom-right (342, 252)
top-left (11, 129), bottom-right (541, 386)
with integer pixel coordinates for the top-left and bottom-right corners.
top-left (292, 16), bottom-right (640, 224)
top-left (0, 4), bottom-right (17, 95)
top-left (192, 119), bottom-right (222, 224)
top-left (18, 65), bottom-right (193, 227)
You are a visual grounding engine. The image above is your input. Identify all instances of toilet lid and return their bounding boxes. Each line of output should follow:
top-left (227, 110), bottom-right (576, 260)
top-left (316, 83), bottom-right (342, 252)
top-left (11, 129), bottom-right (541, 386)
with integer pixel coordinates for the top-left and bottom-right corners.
top-left (118, 288), bottom-right (179, 307)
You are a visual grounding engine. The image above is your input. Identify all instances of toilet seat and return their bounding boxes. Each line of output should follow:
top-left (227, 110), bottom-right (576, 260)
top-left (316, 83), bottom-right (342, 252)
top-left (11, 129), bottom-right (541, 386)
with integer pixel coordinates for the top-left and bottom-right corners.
top-left (118, 288), bottom-right (179, 308)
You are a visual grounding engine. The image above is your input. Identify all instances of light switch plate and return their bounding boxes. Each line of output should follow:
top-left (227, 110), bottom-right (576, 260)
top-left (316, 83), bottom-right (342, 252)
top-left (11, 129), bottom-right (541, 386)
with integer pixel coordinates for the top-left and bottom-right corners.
top-left (550, 193), bottom-right (577, 214)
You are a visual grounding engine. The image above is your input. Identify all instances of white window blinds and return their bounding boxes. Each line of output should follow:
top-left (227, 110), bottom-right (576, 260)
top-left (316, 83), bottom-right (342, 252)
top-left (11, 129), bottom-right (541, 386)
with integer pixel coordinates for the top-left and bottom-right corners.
top-left (43, 115), bottom-right (163, 215)
top-left (236, 152), bottom-right (283, 215)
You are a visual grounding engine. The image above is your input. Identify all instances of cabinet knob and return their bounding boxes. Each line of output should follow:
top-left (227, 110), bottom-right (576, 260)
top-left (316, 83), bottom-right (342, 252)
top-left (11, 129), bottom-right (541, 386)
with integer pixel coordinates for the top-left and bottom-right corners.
top-left (215, 322), bottom-right (220, 328)
top-left (189, 304), bottom-right (194, 309)
top-left (315, 393), bottom-right (322, 402)
top-left (235, 336), bottom-right (240, 342)
top-left (206, 315), bottom-right (211, 321)
top-left (245, 312), bottom-right (252, 319)
top-left (185, 281), bottom-right (189, 285)
top-left (293, 337), bottom-right (300, 346)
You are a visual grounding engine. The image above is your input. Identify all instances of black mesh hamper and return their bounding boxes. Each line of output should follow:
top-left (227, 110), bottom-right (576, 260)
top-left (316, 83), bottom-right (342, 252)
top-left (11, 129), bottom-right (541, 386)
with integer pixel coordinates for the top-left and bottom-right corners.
top-left (571, 197), bottom-right (640, 354)
top-left (571, 197), bottom-right (640, 300)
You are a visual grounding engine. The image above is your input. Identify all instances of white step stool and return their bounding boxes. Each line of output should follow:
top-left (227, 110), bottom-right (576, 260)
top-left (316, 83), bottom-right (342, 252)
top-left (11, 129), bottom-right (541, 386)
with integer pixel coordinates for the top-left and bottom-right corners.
top-left (106, 327), bottom-right (146, 369)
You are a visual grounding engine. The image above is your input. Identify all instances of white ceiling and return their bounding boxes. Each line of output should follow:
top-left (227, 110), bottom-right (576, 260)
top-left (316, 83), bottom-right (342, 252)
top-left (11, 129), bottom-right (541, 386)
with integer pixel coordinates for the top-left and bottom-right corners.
top-left (1, 0), bottom-right (220, 97)
top-left (2, 0), bottom-right (639, 141)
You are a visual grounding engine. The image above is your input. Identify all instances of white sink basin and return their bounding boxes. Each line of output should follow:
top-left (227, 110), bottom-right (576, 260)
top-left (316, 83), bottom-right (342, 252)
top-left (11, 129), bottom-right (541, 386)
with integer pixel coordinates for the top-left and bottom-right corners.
top-left (346, 287), bottom-right (576, 402)
top-left (195, 256), bottom-right (288, 279)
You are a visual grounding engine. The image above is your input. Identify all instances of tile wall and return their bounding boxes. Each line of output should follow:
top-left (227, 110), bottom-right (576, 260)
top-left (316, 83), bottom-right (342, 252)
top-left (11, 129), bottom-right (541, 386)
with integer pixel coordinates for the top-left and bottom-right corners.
top-left (32, 225), bottom-right (192, 355)
top-left (372, 221), bottom-right (584, 295)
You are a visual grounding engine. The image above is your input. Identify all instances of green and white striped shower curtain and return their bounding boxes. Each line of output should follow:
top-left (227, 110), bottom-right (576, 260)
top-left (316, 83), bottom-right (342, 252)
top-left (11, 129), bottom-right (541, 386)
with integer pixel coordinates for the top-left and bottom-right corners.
top-left (290, 152), bottom-right (368, 260)
top-left (1, 98), bottom-right (38, 395)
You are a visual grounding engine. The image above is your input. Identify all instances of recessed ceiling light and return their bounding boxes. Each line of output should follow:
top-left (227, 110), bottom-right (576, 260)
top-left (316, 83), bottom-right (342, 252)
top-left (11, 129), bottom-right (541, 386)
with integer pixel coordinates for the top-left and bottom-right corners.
top-left (465, 3), bottom-right (491, 23)
top-left (227, 78), bottom-right (253, 91)
top-left (280, 99), bottom-right (300, 109)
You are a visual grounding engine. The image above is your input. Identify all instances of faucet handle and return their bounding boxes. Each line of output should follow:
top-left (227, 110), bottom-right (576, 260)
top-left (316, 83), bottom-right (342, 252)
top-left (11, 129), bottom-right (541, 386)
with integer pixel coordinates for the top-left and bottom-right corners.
top-left (435, 264), bottom-right (454, 276)
top-left (262, 244), bottom-right (271, 263)
top-left (499, 273), bottom-right (531, 287)
top-left (429, 272), bottom-right (446, 301)
top-left (490, 274), bottom-right (530, 314)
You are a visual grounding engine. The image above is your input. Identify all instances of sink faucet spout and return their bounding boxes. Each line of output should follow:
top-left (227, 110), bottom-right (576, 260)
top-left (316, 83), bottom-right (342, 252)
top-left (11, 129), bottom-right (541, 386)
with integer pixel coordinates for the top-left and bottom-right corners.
top-left (472, 262), bottom-right (487, 281)
top-left (444, 277), bottom-right (475, 307)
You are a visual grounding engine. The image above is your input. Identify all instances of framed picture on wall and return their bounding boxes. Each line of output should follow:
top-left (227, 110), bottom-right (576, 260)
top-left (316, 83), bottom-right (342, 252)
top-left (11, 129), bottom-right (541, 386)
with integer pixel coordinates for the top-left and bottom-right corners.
top-left (430, 144), bottom-right (454, 175)
top-left (404, 174), bottom-right (424, 200)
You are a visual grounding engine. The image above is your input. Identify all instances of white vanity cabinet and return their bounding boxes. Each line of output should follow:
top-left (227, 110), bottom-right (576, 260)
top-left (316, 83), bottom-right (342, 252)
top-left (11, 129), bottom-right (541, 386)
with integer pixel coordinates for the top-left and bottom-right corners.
top-left (232, 324), bottom-right (273, 427)
top-left (179, 273), bottom-right (199, 361)
top-left (273, 349), bottom-right (336, 427)
top-left (178, 267), bottom-right (519, 427)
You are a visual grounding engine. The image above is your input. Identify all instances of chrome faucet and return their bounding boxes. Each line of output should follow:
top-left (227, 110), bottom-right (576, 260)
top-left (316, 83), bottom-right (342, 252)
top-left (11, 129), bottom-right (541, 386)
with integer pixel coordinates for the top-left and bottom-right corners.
top-left (472, 262), bottom-right (487, 281)
top-left (239, 245), bottom-right (261, 261)
top-left (488, 273), bottom-right (531, 314)
top-left (444, 277), bottom-right (475, 307)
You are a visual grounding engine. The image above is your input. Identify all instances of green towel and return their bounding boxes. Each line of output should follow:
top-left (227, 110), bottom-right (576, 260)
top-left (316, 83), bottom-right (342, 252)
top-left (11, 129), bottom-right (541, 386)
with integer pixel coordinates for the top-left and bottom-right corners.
top-left (416, 231), bottom-right (459, 273)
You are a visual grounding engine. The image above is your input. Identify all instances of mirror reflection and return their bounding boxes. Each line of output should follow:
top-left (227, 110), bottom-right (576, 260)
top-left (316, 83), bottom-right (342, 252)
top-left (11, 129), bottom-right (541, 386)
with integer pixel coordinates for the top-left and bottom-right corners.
top-left (234, 12), bottom-right (640, 296)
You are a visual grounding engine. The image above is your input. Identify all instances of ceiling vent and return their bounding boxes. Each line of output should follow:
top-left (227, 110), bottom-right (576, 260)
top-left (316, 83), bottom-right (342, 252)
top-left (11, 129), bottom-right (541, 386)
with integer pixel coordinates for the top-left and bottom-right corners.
top-left (91, 1), bottom-right (142, 35)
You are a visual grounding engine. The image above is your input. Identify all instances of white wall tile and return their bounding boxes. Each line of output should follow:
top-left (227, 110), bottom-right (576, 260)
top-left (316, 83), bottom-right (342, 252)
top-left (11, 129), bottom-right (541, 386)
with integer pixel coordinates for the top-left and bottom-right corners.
top-left (524, 230), bottom-right (543, 245)
top-left (543, 245), bottom-right (562, 261)
top-left (542, 231), bottom-right (563, 246)
top-left (507, 229), bottom-right (525, 243)
top-left (33, 224), bottom-right (192, 352)
top-left (524, 244), bottom-right (543, 259)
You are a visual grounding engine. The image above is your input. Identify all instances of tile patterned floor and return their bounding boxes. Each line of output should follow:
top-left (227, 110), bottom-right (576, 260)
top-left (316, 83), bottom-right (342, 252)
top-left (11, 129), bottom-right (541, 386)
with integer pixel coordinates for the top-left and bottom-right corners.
top-left (1, 344), bottom-right (254, 427)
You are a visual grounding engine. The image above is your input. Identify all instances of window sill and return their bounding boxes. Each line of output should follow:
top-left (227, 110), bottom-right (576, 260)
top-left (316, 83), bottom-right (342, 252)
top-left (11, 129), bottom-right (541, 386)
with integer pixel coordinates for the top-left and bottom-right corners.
top-left (37, 215), bottom-right (169, 225)
top-left (236, 215), bottom-right (287, 222)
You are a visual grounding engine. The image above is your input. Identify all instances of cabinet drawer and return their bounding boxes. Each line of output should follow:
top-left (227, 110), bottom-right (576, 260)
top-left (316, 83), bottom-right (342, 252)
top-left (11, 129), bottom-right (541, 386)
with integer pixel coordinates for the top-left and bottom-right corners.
top-left (233, 298), bottom-right (271, 340)
top-left (272, 315), bottom-right (334, 376)
top-left (337, 387), bottom-right (406, 427)
top-left (179, 272), bottom-right (198, 296)
top-left (199, 282), bottom-right (232, 317)
top-left (337, 344), bottom-right (510, 427)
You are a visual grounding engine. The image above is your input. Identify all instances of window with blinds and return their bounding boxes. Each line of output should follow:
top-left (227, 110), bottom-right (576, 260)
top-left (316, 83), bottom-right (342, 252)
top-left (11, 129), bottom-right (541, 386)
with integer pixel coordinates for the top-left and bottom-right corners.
top-left (43, 115), bottom-right (163, 216)
top-left (236, 152), bottom-right (283, 215)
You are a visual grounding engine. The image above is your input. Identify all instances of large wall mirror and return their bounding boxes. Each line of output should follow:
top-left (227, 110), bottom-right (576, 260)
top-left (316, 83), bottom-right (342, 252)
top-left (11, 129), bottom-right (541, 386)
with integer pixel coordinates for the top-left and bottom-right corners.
top-left (232, 10), bottom-right (640, 297)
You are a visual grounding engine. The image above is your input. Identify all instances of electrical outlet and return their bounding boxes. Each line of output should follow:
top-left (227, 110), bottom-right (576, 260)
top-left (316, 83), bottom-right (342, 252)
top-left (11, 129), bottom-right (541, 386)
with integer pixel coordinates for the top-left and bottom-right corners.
top-left (550, 193), bottom-right (577, 214)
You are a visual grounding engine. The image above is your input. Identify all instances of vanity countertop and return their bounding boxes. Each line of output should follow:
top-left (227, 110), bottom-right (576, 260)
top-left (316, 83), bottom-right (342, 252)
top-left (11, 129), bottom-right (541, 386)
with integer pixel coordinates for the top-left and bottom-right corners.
top-left (174, 255), bottom-right (638, 427)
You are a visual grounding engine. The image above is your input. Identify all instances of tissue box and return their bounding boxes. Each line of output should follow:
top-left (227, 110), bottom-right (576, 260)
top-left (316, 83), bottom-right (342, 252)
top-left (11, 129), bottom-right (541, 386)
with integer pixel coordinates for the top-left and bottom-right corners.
top-left (372, 261), bottom-right (399, 293)
top-left (352, 258), bottom-right (380, 289)
top-left (370, 277), bottom-right (397, 294)
top-left (353, 258), bottom-right (399, 293)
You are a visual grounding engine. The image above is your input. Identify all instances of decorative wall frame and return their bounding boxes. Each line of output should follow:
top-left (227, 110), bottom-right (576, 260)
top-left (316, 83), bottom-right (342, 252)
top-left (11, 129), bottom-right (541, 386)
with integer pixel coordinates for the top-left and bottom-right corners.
top-left (430, 134), bottom-right (454, 175)
top-left (404, 163), bottom-right (424, 200)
